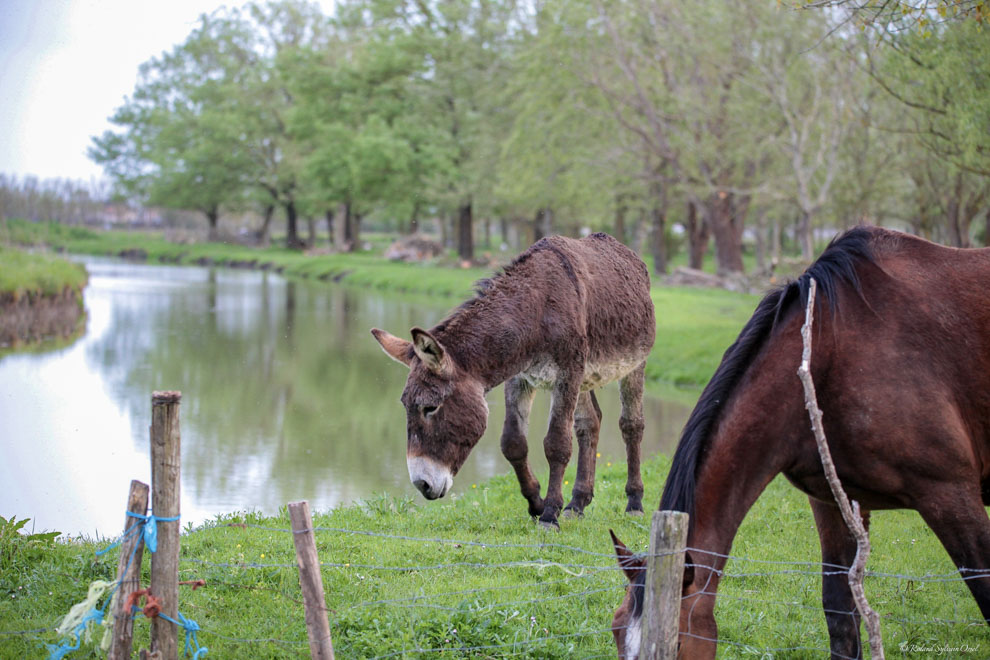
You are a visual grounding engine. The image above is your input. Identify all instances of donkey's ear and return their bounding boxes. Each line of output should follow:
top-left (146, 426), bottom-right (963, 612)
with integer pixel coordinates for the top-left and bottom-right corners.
top-left (371, 328), bottom-right (413, 367)
top-left (610, 529), bottom-right (645, 582)
top-left (411, 327), bottom-right (452, 375)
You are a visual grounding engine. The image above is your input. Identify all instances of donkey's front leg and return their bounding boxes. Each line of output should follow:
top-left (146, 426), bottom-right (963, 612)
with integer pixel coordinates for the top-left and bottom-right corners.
top-left (540, 371), bottom-right (581, 529)
top-left (499, 376), bottom-right (543, 518)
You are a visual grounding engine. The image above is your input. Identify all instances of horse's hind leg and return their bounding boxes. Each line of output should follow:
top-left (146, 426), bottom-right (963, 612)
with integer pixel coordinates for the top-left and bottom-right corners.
top-left (500, 376), bottom-right (543, 518)
top-left (563, 390), bottom-right (602, 518)
top-left (915, 485), bottom-right (990, 624)
top-left (810, 497), bottom-right (867, 660)
top-left (618, 361), bottom-right (646, 514)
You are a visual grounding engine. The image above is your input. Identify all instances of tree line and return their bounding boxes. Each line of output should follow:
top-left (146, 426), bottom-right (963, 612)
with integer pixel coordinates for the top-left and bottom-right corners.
top-left (87, 0), bottom-right (990, 275)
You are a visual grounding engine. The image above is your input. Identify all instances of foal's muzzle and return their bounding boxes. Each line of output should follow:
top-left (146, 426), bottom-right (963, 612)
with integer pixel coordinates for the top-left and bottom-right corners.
top-left (407, 455), bottom-right (453, 500)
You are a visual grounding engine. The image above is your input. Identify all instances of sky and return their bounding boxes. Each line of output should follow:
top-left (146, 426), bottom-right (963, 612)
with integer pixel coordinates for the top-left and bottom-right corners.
top-left (0, 0), bottom-right (333, 185)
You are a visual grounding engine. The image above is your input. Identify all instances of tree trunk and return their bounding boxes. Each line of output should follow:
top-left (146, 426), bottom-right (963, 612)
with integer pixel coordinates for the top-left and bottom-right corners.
top-left (285, 200), bottom-right (303, 250)
top-left (630, 209), bottom-right (647, 255)
top-left (409, 202), bottom-right (421, 235)
top-left (205, 206), bottom-right (219, 242)
top-left (985, 208), bottom-right (990, 248)
top-left (534, 207), bottom-right (553, 242)
top-left (798, 209), bottom-right (814, 261)
top-left (649, 181), bottom-right (668, 275)
top-left (257, 204), bottom-right (275, 246)
top-left (686, 200), bottom-right (710, 270)
top-left (500, 217), bottom-right (509, 249)
top-left (325, 209), bottom-right (335, 248)
top-left (709, 191), bottom-right (744, 275)
top-left (614, 195), bottom-right (628, 245)
top-left (342, 202), bottom-right (356, 252)
top-left (457, 202), bottom-right (474, 261)
top-left (306, 216), bottom-right (316, 247)
top-left (650, 205), bottom-right (667, 275)
top-left (755, 209), bottom-right (768, 274)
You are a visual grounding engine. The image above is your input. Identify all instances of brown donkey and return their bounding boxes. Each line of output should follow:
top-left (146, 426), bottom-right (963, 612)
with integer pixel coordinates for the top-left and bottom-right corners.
top-left (371, 233), bottom-right (656, 528)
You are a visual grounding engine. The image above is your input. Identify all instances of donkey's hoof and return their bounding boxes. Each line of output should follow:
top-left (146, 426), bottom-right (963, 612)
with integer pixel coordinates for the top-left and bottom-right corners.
top-left (537, 518), bottom-right (560, 531)
top-left (562, 507), bottom-right (584, 519)
top-left (625, 506), bottom-right (645, 516)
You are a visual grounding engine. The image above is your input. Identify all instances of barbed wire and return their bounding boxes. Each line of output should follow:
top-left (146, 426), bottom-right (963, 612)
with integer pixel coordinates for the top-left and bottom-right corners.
top-left (181, 522), bottom-right (990, 585)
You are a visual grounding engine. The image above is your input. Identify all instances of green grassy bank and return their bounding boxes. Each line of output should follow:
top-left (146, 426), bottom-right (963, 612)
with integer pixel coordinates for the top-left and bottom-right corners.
top-left (0, 219), bottom-right (759, 390)
top-left (1, 456), bottom-right (983, 658)
top-left (0, 245), bottom-right (87, 301)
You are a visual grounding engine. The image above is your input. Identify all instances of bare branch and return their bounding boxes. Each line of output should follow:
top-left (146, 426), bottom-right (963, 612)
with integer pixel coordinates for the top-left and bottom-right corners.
top-left (797, 278), bottom-right (885, 660)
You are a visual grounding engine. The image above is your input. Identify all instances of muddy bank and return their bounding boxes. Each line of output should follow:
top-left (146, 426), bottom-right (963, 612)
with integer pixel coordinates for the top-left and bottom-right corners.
top-left (0, 287), bottom-right (85, 348)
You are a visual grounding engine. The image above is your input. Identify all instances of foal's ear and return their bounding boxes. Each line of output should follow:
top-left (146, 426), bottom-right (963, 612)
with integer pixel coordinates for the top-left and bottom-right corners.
top-left (682, 550), bottom-right (695, 589)
top-left (411, 327), bottom-right (452, 375)
top-left (371, 328), bottom-right (414, 367)
top-left (610, 529), bottom-right (645, 582)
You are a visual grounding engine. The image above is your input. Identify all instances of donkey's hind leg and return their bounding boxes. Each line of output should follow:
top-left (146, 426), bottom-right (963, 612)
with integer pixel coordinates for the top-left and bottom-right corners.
top-left (618, 361), bottom-right (646, 514)
top-left (564, 390), bottom-right (602, 518)
top-left (810, 497), bottom-right (867, 660)
top-left (500, 375), bottom-right (543, 518)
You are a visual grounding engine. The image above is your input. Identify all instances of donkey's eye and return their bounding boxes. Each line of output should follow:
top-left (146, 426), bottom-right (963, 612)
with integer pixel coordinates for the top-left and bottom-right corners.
top-left (422, 405), bottom-right (439, 418)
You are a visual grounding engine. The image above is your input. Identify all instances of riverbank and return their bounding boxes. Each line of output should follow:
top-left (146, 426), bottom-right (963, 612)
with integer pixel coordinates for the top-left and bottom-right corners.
top-left (1, 219), bottom-right (759, 390)
top-left (0, 245), bottom-right (87, 348)
top-left (1, 454), bottom-right (982, 657)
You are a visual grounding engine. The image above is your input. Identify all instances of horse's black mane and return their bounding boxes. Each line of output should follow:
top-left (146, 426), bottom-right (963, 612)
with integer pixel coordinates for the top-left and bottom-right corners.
top-left (659, 226), bottom-right (878, 521)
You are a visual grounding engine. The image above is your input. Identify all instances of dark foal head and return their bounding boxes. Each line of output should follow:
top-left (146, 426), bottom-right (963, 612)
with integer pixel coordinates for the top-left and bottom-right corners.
top-left (371, 326), bottom-right (488, 500)
top-left (610, 530), bottom-right (646, 659)
top-left (610, 530), bottom-right (694, 659)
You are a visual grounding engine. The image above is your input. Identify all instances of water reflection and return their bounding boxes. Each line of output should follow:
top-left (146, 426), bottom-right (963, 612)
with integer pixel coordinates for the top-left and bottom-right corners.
top-left (0, 259), bottom-right (693, 536)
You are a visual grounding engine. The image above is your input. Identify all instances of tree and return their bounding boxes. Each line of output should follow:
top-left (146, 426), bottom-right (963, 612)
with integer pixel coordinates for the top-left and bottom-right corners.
top-left (90, 11), bottom-right (257, 239)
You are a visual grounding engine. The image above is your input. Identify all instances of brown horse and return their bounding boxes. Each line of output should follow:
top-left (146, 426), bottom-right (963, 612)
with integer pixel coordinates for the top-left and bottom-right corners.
top-left (612, 226), bottom-right (990, 659)
top-left (372, 233), bottom-right (656, 529)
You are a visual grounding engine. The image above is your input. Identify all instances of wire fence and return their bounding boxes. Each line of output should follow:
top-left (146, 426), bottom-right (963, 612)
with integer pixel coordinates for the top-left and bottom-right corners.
top-left (3, 514), bottom-right (987, 658)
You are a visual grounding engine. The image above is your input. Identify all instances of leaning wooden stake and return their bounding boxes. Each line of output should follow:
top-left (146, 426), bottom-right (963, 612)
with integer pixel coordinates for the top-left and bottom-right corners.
top-left (289, 500), bottom-right (335, 660)
top-left (639, 510), bottom-right (690, 660)
top-left (108, 479), bottom-right (150, 660)
top-left (797, 278), bottom-right (884, 659)
top-left (150, 391), bottom-right (182, 660)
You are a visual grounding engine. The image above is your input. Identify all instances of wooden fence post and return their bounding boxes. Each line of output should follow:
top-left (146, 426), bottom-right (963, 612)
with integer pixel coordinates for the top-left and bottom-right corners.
top-left (640, 510), bottom-right (690, 660)
top-left (150, 391), bottom-right (182, 660)
top-left (108, 479), bottom-right (150, 660)
top-left (289, 500), bottom-right (335, 660)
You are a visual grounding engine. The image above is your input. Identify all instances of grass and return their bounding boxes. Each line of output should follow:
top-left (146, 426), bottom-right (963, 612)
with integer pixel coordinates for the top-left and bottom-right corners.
top-left (1, 456), bottom-right (984, 658)
top-left (0, 245), bottom-right (88, 300)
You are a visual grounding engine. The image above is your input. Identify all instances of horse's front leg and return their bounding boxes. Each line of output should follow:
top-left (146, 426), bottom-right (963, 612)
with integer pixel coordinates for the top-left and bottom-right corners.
top-left (499, 376), bottom-right (543, 518)
top-left (563, 391), bottom-right (601, 518)
top-left (539, 370), bottom-right (581, 529)
top-left (810, 497), bottom-right (867, 660)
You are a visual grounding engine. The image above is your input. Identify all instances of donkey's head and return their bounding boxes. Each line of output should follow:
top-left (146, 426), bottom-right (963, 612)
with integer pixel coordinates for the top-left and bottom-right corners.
top-left (371, 326), bottom-right (488, 500)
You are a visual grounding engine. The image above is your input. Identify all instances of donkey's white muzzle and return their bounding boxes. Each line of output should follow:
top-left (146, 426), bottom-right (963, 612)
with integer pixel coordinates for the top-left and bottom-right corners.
top-left (407, 455), bottom-right (453, 500)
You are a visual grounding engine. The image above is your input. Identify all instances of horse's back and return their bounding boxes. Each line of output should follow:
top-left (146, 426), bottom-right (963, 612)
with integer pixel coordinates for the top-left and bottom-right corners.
top-left (813, 229), bottom-right (990, 499)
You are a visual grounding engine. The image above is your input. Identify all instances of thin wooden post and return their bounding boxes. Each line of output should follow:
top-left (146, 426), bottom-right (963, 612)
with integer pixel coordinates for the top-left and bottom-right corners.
top-left (289, 500), bottom-right (335, 660)
top-left (640, 510), bottom-right (689, 660)
top-left (108, 479), bottom-right (149, 660)
top-left (150, 391), bottom-right (181, 660)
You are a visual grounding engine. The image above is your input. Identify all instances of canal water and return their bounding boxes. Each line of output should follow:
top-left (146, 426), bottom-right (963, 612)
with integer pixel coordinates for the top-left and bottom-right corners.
top-left (0, 259), bottom-right (693, 537)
